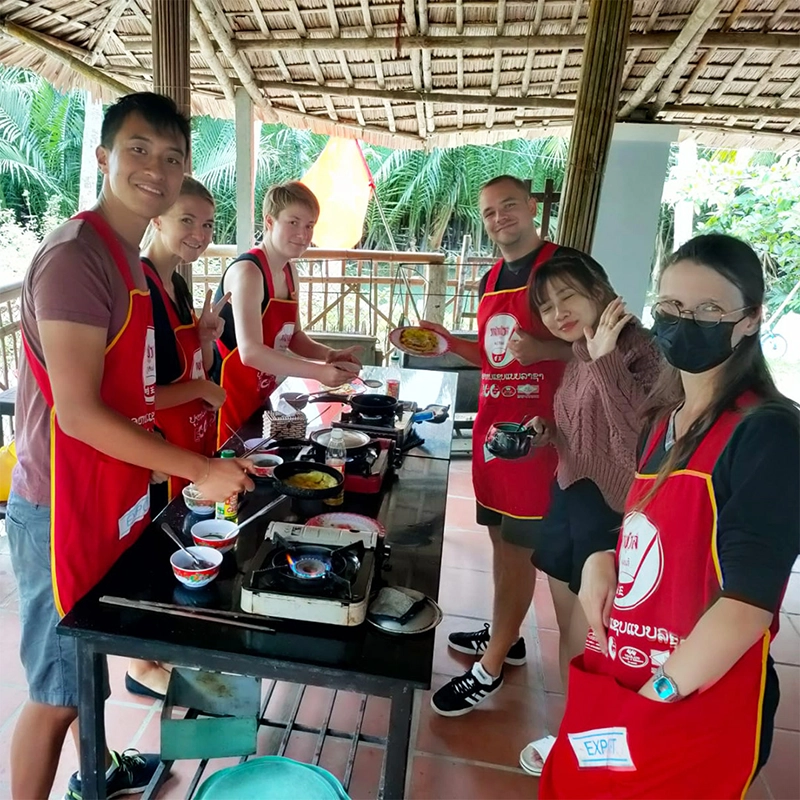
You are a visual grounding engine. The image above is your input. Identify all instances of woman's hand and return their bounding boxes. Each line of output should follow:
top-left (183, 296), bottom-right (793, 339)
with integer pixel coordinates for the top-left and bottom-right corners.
top-left (197, 380), bottom-right (226, 410)
top-left (197, 290), bottom-right (230, 345)
top-left (326, 345), bottom-right (363, 368)
top-left (508, 330), bottom-right (547, 365)
top-left (420, 320), bottom-right (450, 339)
top-left (195, 456), bottom-right (255, 500)
top-left (318, 362), bottom-right (360, 388)
top-left (578, 551), bottom-right (619, 655)
top-left (524, 416), bottom-right (553, 447)
top-left (584, 297), bottom-right (633, 361)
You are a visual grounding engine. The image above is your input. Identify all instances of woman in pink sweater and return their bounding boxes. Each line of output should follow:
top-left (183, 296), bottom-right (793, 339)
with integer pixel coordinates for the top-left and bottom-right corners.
top-left (519, 252), bottom-right (663, 774)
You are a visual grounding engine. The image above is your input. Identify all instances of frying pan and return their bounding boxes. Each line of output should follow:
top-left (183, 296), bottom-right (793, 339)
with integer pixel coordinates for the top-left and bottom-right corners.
top-left (266, 460), bottom-right (344, 500)
top-left (349, 394), bottom-right (400, 419)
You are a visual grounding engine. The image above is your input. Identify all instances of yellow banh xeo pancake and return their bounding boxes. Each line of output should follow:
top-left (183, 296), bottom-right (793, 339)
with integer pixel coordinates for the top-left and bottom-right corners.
top-left (399, 327), bottom-right (440, 355)
top-left (284, 471), bottom-right (338, 490)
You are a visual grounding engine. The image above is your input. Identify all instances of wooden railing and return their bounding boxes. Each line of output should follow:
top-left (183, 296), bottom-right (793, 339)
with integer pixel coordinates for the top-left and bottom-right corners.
top-left (0, 280), bottom-right (22, 392)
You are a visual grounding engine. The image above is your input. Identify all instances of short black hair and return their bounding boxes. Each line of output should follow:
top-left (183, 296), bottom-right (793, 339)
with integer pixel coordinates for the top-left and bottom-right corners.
top-left (100, 92), bottom-right (191, 157)
top-left (481, 175), bottom-right (532, 196)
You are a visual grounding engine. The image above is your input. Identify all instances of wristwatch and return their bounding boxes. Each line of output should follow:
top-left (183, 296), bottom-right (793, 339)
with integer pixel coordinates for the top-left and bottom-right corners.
top-left (652, 666), bottom-right (682, 702)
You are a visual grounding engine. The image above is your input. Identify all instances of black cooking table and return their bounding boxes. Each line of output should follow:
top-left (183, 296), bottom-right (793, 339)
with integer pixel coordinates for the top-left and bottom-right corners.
top-left (58, 367), bottom-right (457, 800)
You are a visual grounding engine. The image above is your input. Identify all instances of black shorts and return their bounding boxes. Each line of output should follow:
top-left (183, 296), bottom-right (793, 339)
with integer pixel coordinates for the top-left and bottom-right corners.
top-left (531, 479), bottom-right (622, 594)
top-left (475, 502), bottom-right (546, 548)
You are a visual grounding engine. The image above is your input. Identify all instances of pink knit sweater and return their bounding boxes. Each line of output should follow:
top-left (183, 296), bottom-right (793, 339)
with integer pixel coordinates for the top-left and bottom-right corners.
top-left (553, 322), bottom-right (664, 512)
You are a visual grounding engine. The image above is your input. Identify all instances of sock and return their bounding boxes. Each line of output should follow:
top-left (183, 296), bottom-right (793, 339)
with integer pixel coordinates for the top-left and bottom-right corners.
top-left (472, 661), bottom-right (497, 684)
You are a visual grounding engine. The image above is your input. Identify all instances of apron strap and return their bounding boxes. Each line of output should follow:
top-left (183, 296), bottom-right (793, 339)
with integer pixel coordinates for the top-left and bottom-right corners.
top-left (73, 211), bottom-right (135, 291)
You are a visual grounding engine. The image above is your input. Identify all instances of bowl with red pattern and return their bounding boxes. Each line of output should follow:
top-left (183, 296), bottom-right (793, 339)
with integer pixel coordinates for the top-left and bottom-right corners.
top-left (191, 519), bottom-right (239, 554)
top-left (170, 545), bottom-right (223, 588)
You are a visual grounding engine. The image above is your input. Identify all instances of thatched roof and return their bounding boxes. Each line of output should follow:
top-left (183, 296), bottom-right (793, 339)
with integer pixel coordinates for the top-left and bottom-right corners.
top-left (2, 0), bottom-right (800, 151)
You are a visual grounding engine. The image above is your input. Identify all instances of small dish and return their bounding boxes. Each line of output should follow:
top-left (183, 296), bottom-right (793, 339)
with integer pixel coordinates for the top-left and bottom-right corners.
top-left (182, 484), bottom-right (215, 516)
top-left (251, 453), bottom-right (283, 479)
top-left (306, 512), bottom-right (386, 536)
top-left (170, 546), bottom-right (223, 589)
top-left (191, 519), bottom-right (239, 553)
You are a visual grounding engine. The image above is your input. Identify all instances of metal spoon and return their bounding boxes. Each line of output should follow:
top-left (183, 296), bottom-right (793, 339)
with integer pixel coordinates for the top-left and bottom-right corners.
top-left (354, 376), bottom-right (383, 389)
top-left (161, 522), bottom-right (212, 570)
top-left (227, 496), bottom-right (286, 535)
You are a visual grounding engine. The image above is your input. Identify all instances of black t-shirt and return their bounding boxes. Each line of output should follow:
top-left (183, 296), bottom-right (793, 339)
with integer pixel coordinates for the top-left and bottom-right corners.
top-left (638, 404), bottom-right (799, 613)
top-left (143, 259), bottom-right (194, 386)
top-left (477, 244), bottom-right (607, 298)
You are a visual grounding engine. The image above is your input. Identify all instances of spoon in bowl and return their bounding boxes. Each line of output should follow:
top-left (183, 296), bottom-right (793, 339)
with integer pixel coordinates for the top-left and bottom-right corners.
top-left (161, 523), bottom-right (213, 570)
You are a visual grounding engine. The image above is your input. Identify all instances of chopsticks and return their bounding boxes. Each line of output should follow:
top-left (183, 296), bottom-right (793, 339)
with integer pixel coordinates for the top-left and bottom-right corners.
top-left (100, 596), bottom-right (275, 632)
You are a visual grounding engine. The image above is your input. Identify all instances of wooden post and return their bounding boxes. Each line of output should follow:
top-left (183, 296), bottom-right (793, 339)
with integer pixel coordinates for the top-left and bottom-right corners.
top-left (424, 262), bottom-right (447, 326)
top-left (540, 178), bottom-right (556, 240)
top-left (453, 234), bottom-right (471, 330)
top-left (556, 0), bottom-right (633, 253)
top-left (152, 0), bottom-right (192, 284)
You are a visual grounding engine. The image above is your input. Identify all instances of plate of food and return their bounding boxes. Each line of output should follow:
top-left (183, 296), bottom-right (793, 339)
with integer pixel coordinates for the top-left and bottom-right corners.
top-left (306, 512), bottom-right (386, 536)
top-left (389, 326), bottom-right (449, 357)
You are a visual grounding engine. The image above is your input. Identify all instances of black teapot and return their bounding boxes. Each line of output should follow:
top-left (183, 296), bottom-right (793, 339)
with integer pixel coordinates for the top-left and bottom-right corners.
top-left (485, 422), bottom-right (538, 460)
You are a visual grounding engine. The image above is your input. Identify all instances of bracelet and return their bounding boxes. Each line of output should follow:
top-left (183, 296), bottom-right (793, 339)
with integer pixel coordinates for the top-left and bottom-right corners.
top-left (195, 457), bottom-right (212, 487)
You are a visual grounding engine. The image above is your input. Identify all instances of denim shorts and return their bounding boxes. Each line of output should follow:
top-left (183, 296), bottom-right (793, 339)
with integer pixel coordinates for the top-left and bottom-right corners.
top-left (6, 492), bottom-right (108, 707)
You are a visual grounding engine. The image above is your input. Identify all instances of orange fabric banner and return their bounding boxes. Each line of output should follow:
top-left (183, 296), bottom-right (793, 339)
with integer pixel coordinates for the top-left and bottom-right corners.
top-left (301, 138), bottom-right (373, 249)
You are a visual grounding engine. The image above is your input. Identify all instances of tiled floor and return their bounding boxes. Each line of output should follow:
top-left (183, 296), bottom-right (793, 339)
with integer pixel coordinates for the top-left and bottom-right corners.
top-left (0, 460), bottom-right (798, 799)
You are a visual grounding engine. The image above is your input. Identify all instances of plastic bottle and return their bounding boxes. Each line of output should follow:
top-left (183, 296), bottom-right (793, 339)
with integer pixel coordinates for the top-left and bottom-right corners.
top-left (215, 449), bottom-right (239, 521)
top-left (324, 428), bottom-right (346, 507)
top-left (386, 350), bottom-right (402, 400)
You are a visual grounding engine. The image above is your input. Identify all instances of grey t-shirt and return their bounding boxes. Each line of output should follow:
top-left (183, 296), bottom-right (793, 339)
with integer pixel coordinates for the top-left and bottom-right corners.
top-left (12, 217), bottom-right (146, 506)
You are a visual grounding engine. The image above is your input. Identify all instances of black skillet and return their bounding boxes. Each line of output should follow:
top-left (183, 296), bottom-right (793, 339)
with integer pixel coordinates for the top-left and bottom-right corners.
top-left (266, 460), bottom-right (344, 500)
top-left (349, 393), bottom-right (400, 419)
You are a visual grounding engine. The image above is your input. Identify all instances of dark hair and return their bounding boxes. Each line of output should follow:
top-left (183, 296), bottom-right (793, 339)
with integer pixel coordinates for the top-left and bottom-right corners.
top-left (530, 251), bottom-right (616, 312)
top-left (480, 175), bottom-right (531, 197)
top-left (100, 92), bottom-right (191, 157)
top-left (639, 233), bottom-right (796, 506)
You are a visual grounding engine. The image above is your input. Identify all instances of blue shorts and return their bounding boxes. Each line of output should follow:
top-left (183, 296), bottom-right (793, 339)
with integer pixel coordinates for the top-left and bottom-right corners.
top-left (6, 492), bottom-right (108, 707)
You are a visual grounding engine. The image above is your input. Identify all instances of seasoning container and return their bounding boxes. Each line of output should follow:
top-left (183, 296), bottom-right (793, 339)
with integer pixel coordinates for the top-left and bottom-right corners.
top-left (215, 450), bottom-right (239, 521)
top-left (386, 351), bottom-right (401, 399)
top-left (323, 428), bottom-right (346, 507)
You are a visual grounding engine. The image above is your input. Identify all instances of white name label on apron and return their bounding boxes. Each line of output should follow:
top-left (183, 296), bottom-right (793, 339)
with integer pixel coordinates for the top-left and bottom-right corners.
top-left (118, 491), bottom-right (150, 540)
top-left (568, 727), bottom-right (635, 770)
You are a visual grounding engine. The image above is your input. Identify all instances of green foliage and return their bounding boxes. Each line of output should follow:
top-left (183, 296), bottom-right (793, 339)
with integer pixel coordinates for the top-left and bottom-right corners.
top-left (664, 152), bottom-right (800, 313)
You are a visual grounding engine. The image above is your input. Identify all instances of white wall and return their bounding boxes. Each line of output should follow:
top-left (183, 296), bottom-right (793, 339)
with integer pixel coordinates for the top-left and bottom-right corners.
top-left (591, 124), bottom-right (678, 317)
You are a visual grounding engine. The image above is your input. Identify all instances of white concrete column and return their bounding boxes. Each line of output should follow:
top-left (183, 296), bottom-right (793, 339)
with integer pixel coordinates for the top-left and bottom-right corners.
top-left (78, 91), bottom-right (103, 211)
top-left (235, 87), bottom-right (255, 250)
top-left (591, 123), bottom-right (678, 317)
top-left (673, 138), bottom-right (697, 249)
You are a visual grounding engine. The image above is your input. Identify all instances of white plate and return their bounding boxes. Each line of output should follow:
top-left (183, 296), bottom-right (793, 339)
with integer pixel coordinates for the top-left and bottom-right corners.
top-left (367, 595), bottom-right (443, 635)
top-left (389, 326), bottom-right (449, 357)
top-left (305, 512), bottom-right (386, 536)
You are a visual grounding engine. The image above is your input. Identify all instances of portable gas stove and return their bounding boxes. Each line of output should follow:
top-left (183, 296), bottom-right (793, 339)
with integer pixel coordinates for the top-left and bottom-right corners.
top-left (300, 436), bottom-right (393, 494)
top-left (240, 522), bottom-right (382, 626)
top-left (333, 401), bottom-right (423, 469)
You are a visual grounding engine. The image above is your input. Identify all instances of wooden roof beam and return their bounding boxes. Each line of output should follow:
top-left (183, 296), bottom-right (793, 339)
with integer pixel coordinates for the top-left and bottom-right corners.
top-left (619, 0), bottom-right (722, 118)
top-left (87, 0), bottom-right (129, 65)
top-left (189, 2), bottom-right (235, 104)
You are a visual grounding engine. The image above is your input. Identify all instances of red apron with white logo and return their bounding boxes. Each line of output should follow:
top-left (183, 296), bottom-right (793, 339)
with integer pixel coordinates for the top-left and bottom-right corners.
top-left (216, 248), bottom-right (297, 448)
top-left (22, 211), bottom-right (155, 616)
top-left (541, 396), bottom-right (778, 799)
top-left (141, 259), bottom-right (216, 500)
top-left (472, 243), bottom-right (564, 518)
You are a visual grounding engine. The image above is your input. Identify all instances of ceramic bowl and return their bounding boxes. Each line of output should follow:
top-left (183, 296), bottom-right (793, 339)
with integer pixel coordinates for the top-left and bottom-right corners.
top-left (182, 484), bottom-right (215, 516)
top-left (191, 519), bottom-right (239, 554)
top-left (251, 453), bottom-right (283, 479)
top-left (485, 422), bottom-right (537, 460)
top-left (169, 546), bottom-right (223, 588)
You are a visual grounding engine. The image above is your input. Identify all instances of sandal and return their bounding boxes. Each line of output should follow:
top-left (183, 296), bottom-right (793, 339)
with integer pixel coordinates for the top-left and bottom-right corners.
top-left (519, 735), bottom-right (556, 776)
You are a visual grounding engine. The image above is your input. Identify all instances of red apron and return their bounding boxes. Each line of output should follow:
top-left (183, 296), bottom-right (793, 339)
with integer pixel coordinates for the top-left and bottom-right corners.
top-left (541, 396), bottom-right (777, 799)
top-left (22, 211), bottom-right (155, 617)
top-left (472, 243), bottom-right (565, 518)
top-left (216, 248), bottom-right (297, 448)
top-left (142, 259), bottom-right (216, 500)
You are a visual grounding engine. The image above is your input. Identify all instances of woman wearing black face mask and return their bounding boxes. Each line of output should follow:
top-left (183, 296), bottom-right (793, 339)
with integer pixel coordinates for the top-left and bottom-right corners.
top-left (540, 234), bottom-right (799, 799)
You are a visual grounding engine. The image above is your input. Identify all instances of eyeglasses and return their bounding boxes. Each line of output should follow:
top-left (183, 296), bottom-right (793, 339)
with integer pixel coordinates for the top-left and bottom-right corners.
top-left (652, 300), bottom-right (753, 329)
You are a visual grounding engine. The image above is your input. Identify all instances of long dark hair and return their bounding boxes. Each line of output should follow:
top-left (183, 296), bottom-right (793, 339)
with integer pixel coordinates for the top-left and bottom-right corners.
top-left (639, 233), bottom-right (796, 504)
top-left (529, 251), bottom-right (616, 314)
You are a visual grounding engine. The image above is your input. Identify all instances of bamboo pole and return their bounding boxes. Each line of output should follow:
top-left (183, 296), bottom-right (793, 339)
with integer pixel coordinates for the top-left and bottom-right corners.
top-left (619, 0), bottom-right (722, 118)
top-left (189, 2), bottom-right (236, 103)
top-left (556, 0), bottom-right (633, 253)
top-left (0, 19), bottom-right (135, 95)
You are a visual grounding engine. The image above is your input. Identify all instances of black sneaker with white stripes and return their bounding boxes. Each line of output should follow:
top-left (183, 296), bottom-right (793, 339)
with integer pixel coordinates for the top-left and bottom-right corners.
top-left (447, 623), bottom-right (527, 666)
top-left (430, 662), bottom-right (504, 717)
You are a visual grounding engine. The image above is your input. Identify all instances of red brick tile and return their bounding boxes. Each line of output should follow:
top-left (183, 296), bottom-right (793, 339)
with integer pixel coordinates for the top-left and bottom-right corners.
top-left (106, 655), bottom-right (158, 708)
top-left (441, 529), bottom-right (493, 573)
top-left (362, 696), bottom-right (389, 739)
top-left (104, 703), bottom-right (155, 755)
top-left (409, 754), bottom-right (535, 800)
top-left (532, 577), bottom-right (558, 632)
top-left (0, 686), bottom-right (26, 731)
top-left (437, 567), bottom-right (494, 620)
top-left (537, 628), bottom-right (564, 694)
top-left (325, 692), bottom-right (388, 740)
top-left (296, 684), bottom-right (335, 729)
top-left (446, 469), bottom-right (475, 501)
top-left (151, 758), bottom-right (208, 800)
top-left (762, 729), bottom-right (800, 800)
top-left (544, 691), bottom-right (565, 735)
top-left (773, 614), bottom-right (800, 667)
top-left (444, 497), bottom-right (483, 534)
top-left (347, 743), bottom-right (383, 800)
top-left (781, 574), bottom-right (800, 615)
top-left (415, 673), bottom-right (546, 768)
top-left (745, 774), bottom-right (773, 800)
top-left (775, 664), bottom-right (800, 732)
top-left (0, 612), bottom-right (26, 687)
top-left (788, 613), bottom-right (800, 639)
